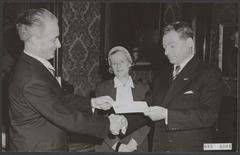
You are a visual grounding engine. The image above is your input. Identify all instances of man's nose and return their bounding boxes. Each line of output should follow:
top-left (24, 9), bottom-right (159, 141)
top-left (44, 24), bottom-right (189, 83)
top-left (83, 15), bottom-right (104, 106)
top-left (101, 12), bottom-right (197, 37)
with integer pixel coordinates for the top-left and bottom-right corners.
top-left (164, 49), bottom-right (168, 55)
top-left (56, 39), bottom-right (61, 48)
top-left (164, 47), bottom-right (170, 56)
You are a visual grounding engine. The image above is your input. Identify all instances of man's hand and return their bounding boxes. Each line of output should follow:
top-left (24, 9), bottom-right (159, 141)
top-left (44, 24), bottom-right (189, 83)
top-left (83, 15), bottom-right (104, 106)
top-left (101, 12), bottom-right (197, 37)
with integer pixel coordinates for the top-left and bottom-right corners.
top-left (108, 114), bottom-right (128, 135)
top-left (91, 96), bottom-right (113, 110)
top-left (143, 106), bottom-right (168, 121)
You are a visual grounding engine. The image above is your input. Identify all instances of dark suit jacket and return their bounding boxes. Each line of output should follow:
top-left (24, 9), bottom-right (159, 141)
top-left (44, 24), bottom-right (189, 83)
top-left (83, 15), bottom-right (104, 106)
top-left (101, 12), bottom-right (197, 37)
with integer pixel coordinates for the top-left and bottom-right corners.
top-left (94, 79), bottom-right (150, 151)
top-left (150, 57), bottom-right (224, 152)
top-left (8, 53), bottom-right (110, 151)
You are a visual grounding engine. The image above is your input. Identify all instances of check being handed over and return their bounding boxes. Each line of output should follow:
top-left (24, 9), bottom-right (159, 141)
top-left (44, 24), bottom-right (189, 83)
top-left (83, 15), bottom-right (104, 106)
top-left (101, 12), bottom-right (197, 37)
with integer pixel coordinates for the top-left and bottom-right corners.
top-left (112, 101), bottom-right (149, 114)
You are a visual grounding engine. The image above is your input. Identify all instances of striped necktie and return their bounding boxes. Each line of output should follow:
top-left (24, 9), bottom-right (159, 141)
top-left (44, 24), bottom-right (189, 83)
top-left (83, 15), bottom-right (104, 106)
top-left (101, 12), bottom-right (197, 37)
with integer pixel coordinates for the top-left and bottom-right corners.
top-left (173, 65), bottom-right (181, 80)
top-left (48, 68), bottom-right (55, 76)
top-left (48, 67), bottom-right (61, 86)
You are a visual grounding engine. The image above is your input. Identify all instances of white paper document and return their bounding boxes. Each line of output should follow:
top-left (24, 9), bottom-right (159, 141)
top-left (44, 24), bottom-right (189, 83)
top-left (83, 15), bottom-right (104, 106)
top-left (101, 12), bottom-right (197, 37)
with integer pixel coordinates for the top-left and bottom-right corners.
top-left (113, 101), bottom-right (149, 114)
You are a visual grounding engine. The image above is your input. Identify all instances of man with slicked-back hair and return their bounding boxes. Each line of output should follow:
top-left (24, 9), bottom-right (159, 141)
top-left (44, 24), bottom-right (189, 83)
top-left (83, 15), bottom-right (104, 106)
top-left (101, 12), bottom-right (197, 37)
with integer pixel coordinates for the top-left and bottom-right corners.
top-left (144, 21), bottom-right (224, 152)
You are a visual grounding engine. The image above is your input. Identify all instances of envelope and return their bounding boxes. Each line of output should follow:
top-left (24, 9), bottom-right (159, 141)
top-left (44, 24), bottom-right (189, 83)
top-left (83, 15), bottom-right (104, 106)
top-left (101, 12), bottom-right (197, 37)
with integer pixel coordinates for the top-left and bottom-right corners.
top-left (113, 101), bottom-right (149, 114)
top-left (184, 90), bottom-right (194, 94)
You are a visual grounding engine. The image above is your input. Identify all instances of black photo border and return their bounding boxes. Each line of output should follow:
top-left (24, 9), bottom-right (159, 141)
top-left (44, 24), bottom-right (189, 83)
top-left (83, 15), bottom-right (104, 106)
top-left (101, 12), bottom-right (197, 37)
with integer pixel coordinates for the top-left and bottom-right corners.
top-left (0, 0), bottom-right (239, 155)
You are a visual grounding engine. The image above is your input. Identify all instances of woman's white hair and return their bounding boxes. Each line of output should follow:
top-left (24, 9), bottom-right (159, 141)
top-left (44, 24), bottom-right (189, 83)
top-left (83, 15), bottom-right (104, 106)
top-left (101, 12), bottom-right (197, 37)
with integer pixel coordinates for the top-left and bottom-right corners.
top-left (108, 46), bottom-right (133, 65)
top-left (107, 46), bottom-right (133, 74)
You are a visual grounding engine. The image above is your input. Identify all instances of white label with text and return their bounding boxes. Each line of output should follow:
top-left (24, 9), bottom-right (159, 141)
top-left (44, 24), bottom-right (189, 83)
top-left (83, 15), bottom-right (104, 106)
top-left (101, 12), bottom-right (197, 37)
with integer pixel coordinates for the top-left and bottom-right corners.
top-left (203, 143), bottom-right (232, 150)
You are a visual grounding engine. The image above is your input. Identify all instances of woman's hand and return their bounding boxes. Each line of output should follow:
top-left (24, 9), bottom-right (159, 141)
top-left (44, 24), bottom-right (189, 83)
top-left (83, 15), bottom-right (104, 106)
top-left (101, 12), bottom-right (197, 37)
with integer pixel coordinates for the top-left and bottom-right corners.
top-left (91, 96), bottom-right (113, 110)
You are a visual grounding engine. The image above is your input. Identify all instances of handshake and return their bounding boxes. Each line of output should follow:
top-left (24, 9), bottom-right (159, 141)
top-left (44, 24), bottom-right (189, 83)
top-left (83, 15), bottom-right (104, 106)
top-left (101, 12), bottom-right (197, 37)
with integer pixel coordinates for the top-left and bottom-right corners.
top-left (91, 96), bottom-right (128, 135)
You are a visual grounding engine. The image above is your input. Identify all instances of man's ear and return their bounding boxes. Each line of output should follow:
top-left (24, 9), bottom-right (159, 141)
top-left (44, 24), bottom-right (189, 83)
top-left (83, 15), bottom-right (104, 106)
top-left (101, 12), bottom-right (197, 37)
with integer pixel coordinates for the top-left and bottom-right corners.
top-left (186, 38), bottom-right (194, 48)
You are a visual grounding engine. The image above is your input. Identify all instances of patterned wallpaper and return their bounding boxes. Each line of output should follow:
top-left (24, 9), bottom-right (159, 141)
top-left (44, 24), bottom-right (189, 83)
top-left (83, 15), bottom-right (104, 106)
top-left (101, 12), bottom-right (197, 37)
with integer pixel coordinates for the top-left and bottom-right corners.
top-left (62, 2), bottom-right (101, 96)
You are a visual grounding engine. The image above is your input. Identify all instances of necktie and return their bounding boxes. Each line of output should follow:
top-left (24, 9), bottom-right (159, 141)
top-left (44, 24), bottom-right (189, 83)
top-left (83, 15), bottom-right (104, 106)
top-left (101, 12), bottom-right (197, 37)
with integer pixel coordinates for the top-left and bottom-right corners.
top-left (48, 68), bottom-right (55, 76)
top-left (48, 68), bottom-right (62, 86)
top-left (173, 65), bottom-right (181, 80)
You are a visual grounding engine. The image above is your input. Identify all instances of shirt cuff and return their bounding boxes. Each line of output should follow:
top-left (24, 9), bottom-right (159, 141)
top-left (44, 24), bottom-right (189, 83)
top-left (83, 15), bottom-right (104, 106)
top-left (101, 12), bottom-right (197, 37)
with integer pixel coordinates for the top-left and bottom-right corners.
top-left (90, 98), bottom-right (96, 113)
top-left (130, 138), bottom-right (138, 146)
top-left (92, 107), bottom-right (95, 113)
top-left (112, 141), bottom-right (118, 150)
top-left (165, 109), bottom-right (168, 125)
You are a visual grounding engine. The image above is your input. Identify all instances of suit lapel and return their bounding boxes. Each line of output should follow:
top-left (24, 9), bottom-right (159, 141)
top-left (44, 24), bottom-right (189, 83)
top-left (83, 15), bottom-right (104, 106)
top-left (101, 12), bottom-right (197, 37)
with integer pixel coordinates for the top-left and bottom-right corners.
top-left (21, 53), bottom-right (61, 90)
top-left (132, 82), bottom-right (140, 101)
top-left (106, 80), bottom-right (116, 100)
top-left (132, 87), bottom-right (137, 101)
top-left (162, 57), bottom-right (200, 106)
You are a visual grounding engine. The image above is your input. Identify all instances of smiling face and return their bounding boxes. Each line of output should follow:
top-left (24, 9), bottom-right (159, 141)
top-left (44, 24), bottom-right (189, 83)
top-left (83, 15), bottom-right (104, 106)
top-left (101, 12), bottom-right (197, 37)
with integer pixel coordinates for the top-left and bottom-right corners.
top-left (109, 51), bottom-right (131, 79)
top-left (33, 20), bottom-right (61, 60)
top-left (162, 30), bottom-right (193, 65)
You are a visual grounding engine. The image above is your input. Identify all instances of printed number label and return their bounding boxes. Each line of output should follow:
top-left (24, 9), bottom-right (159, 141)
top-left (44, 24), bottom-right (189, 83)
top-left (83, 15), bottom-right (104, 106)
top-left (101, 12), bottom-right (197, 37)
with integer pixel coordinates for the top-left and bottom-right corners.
top-left (203, 143), bottom-right (232, 151)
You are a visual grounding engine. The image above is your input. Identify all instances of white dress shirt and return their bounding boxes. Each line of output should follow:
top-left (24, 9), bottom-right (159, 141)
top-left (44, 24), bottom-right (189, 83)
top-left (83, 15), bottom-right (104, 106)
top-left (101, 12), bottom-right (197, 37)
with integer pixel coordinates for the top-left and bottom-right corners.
top-left (172, 54), bottom-right (194, 76)
top-left (114, 76), bottom-right (134, 104)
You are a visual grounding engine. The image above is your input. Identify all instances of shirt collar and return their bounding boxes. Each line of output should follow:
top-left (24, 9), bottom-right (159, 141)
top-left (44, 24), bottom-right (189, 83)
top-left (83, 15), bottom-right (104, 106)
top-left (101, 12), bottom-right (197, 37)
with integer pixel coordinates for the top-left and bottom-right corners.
top-left (24, 50), bottom-right (55, 71)
top-left (174, 54), bottom-right (194, 71)
top-left (114, 76), bottom-right (134, 88)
